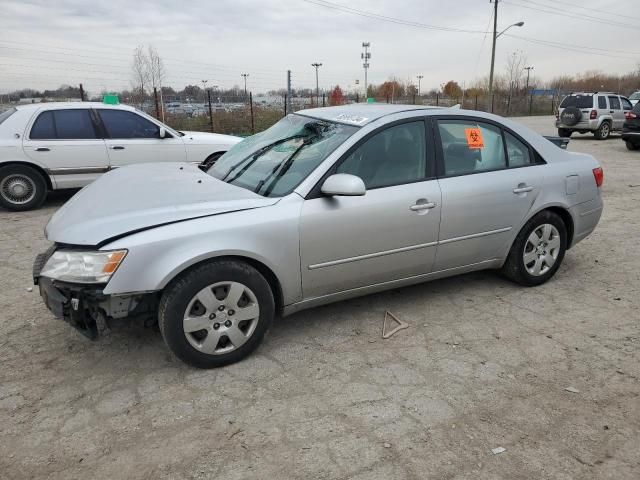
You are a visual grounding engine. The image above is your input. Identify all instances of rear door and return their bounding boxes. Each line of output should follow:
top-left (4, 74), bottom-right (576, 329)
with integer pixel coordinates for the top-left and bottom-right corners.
top-left (433, 117), bottom-right (543, 271)
top-left (97, 108), bottom-right (186, 167)
top-left (608, 96), bottom-right (624, 130)
top-left (22, 107), bottom-right (109, 188)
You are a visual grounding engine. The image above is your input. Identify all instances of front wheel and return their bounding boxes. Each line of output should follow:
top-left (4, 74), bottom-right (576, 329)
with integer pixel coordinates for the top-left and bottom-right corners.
top-left (502, 210), bottom-right (567, 287)
top-left (0, 164), bottom-right (47, 211)
top-left (158, 259), bottom-right (275, 368)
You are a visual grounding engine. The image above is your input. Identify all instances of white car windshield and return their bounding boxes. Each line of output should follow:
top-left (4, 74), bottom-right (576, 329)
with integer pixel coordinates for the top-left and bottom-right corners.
top-left (209, 114), bottom-right (358, 197)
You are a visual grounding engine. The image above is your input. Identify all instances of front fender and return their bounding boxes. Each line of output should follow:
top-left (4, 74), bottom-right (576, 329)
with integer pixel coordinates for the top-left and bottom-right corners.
top-left (101, 196), bottom-right (304, 305)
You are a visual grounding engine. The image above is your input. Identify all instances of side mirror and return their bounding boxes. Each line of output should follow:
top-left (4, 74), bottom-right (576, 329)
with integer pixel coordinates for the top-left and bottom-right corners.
top-left (321, 174), bottom-right (366, 197)
top-left (159, 127), bottom-right (167, 139)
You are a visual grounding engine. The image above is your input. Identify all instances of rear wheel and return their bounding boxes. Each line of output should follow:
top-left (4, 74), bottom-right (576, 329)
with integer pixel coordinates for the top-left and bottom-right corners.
top-left (625, 141), bottom-right (638, 151)
top-left (558, 128), bottom-right (572, 138)
top-left (0, 164), bottom-right (47, 211)
top-left (594, 122), bottom-right (611, 140)
top-left (502, 210), bottom-right (567, 287)
top-left (159, 259), bottom-right (274, 368)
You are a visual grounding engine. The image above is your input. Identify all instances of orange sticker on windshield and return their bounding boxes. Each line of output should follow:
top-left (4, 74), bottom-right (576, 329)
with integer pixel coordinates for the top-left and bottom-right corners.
top-left (465, 128), bottom-right (484, 149)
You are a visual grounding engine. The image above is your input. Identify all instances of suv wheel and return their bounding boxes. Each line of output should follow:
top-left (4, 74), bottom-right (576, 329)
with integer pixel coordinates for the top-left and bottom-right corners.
top-left (594, 122), bottom-right (611, 140)
top-left (501, 210), bottom-right (567, 287)
top-left (0, 164), bottom-right (47, 211)
top-left (159, 259), bottom-right (275, 368)
top-left (558, 128), bottom-right (572, 138)
top-left (625, 141), bottom-right (638, 151)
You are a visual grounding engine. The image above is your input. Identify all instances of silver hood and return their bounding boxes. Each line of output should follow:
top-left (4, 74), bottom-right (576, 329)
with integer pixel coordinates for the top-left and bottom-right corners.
top-left (45, 163), bottom-right (279, 246)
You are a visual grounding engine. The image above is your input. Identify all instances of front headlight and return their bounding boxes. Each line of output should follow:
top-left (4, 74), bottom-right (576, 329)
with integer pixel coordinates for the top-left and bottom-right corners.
top-left (40, 250), bottom-right (127, 284)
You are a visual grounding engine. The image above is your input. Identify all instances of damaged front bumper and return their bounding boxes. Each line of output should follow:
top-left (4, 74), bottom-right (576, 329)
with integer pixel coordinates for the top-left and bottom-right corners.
top-left (33, 249), bottom-right (157, 339)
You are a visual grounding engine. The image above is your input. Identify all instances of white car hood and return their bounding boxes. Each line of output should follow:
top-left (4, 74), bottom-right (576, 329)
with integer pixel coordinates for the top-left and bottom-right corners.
top-left (45, 163), bottom-right (278, 246)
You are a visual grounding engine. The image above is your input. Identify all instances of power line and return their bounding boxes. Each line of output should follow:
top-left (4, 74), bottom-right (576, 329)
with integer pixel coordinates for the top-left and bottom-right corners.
top-left (519, 0), bottom-right (640, 23)
top-left (502, 0), bottom-right (637, 30)
top-left (504, 35), bottom-right (639, 60)
top-left (301, 0), bottom-right (490, 34)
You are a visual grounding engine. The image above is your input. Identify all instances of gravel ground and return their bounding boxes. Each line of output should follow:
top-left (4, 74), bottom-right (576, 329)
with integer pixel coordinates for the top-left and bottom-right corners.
top-left (1, 116), bottom-right (638, 479)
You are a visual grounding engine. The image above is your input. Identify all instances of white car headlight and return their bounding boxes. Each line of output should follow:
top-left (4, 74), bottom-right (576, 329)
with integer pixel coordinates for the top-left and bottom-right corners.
top-left (40, 250), bottom-right (127, 284)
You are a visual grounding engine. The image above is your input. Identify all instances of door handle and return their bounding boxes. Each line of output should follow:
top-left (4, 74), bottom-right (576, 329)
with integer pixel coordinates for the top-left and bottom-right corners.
top-left (513, 185), bottom-right (533, 194)
top-left (35, 147), bottom-right (50, 152)
top-left (110, 145), bottom-right (125, 150)
top-left (410, 200), bottom-right (437, 211)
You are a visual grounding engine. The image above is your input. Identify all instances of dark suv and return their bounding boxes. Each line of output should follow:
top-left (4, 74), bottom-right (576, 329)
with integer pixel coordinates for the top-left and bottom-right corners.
top-left (622, 102), bottom-right (640, 150)
top-left (556, 92), bottom-right (633, 139)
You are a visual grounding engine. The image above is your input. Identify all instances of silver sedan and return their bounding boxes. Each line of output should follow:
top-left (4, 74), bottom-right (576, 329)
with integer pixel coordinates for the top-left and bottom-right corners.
top-left (34, 104), bottom-right (604, 368)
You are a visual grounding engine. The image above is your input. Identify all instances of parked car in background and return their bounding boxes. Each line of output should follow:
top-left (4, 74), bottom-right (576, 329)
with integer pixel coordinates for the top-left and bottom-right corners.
top-left (622, 101), bottom-right (640, 150)
top-left (629, 91), bottom-right (640, 106)
top-left (0, 102), bottom-right (241, 211)
top-left (33, 104), bottom-right (604, 368)
top-left (556, 92), bottom-right (633, 139)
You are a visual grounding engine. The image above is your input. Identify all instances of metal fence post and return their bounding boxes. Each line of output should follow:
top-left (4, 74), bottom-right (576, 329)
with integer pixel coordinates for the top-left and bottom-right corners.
top-left (154, 87), bottom-right (160, 119)
top-left (436, 94), bottom-right (439, 106)
top-left (207, 89), bottom-right (214, 132)
top-left (491, 94), bottom-right (495, 113)
top-left (529, 93), bottom-right (533, 115)
top-left (506, 93), bottom-right (511, 116)
top-left (284, 94), bottom-right (287, 116)
top-left (322, 93), bottom-right (326, 107)
top-left (79, 83), bottom-right (85, 102)
top-left (475, 95), bottom-right (478, 110)
top-left (249, 92), bottom-right (255, 134)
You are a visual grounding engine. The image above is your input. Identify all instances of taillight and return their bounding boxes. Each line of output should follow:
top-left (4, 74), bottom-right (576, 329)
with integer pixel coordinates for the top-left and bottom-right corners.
top-left (555, 110), bottom-right (559, 120)
top-left (590, 110), bottom-right (597, 119)
top-left (592, 167), bottom-right (603, 187)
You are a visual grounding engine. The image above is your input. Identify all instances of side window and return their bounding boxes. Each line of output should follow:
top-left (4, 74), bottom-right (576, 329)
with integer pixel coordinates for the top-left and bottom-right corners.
top-left (608, 96), bottom-right (621, 110)
top-left (505, 132), bottom-right (532, 168)
top-left (98, 109), bottom-right (160, 139)
top-left (53, 109), bottom-right (97, 139)
top-left (336, 121), bottom-right (426, 189)
top-left (621, 98), bottom-right (633, 111)
top-left (437, 120), bottom-right (506, 176)
top-left (598, 96), bottom-right (607, 109)
top-left (30, 111), bottom-right (56, 139)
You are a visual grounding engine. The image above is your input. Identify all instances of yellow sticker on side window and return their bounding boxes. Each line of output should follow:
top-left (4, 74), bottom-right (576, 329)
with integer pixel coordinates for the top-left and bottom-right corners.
top-left (465, 128), bottom-right (484, 149)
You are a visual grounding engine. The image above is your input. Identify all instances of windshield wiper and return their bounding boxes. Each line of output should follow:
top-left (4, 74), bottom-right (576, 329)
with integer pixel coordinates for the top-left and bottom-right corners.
top-left (222, 134), bottom-right (307, 184)
top-left (257, 137), bottom-right (316, 196)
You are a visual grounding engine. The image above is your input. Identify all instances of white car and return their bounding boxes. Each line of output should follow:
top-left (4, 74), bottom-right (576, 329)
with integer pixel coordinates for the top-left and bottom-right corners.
top-left (0, 102), bottom-right (241, 211)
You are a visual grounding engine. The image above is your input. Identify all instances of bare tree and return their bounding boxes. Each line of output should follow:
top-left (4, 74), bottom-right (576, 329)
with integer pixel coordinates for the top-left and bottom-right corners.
top-left (131, 45), bottom-right (149, 107)
top-left (505, 50), bottom-right (527, 94)
top-left (147, 46), bottom-right (166, 120)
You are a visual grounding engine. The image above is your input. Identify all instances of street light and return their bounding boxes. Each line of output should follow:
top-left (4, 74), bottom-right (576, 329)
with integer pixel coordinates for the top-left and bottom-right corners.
top-left (488, 5), bottom-right (524, 109)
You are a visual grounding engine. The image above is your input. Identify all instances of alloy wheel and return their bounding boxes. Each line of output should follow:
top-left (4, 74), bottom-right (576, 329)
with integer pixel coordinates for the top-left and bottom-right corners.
top-left (523, 224), bottom-right (561, 276)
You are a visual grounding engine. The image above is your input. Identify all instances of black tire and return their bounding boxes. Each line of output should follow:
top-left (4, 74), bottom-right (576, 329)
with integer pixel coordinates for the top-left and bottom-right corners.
top-left (625, 141), bottom-right (638, 151)
top-left (594, 122), bottom-right (611, 140)
top-left (560, 107), bottom-right (582, 126)
top-left (158, 259), bottom-right (275, 368)
top-left (199, 152), bottom-right (224, 171)
top-left (501, 210), bottom-right (568, 287)
top-left (557, 128), bottom-right (572, 138)
top-left (0, 164), bottom-right (47, 211)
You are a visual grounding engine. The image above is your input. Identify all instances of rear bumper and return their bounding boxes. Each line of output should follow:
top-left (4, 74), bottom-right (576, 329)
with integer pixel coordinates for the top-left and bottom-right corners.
top-left (555, 119), bottom-right (598, 131)
top-left (621, 130), bottom-right (640, 142)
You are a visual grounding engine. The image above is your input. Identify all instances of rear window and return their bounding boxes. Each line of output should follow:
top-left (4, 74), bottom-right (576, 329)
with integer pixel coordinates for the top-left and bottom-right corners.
top-left (0, 107), bottom-right (16, 126)
top-left (598, 96), bottom-right (607, 109)
top-left (30, 109), bottom-right (97, 140)
top-left (560, 95), bottom-right (593, 109)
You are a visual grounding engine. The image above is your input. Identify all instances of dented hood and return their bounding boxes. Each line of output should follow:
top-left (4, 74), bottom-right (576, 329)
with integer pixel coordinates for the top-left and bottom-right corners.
top-left (45, 163), bottom-right (279, 246)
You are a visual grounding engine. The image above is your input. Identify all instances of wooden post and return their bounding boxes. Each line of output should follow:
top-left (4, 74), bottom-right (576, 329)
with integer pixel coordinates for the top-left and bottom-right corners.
top-left (79, 83), bottom-right (85, 101)
top-left (154, 87), bottom-right (160, 118)
top-left (249, 92), bottom-right (255, 134)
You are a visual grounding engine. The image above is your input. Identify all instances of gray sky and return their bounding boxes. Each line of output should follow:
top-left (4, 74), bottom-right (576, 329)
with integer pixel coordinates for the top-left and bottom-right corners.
top-left (1, 0), bottom-right (636, 95)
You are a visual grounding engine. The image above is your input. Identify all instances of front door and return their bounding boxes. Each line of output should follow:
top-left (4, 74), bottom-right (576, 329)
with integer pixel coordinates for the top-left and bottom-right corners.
top-left (433, 118), bottom-right (543, 271)
top-left (299, 120), bottom-right (442, 299)
top-left (23, 107), bottom-right (110, 188)
top-left (96, 108), bottom-right (186, 167)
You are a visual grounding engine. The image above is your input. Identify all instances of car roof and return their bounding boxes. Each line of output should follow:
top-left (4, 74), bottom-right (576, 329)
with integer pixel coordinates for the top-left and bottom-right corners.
top-left (295, 104), bottom-right (445, 126)
top-left (14, 102), bottom-right (138, 112)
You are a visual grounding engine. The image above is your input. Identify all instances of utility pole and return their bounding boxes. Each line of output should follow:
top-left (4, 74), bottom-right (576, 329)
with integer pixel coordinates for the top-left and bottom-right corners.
top-left (488, 0), bottom-right (499, 108)
top-left (361, 42), bottom-right (371, 98)
top-left (241, 74), bottom-right (249, 98)
top-left (311, 63), bottom-right (322, 107)
top-left (524, 66), bottom-right (534, 93)
top-left (416, 75), bottom-right (423, 96)
top-left (286, 70), bottom-right (292, 114)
